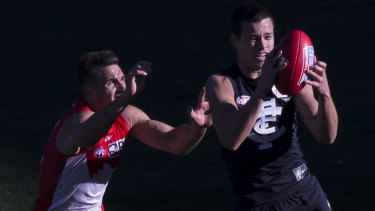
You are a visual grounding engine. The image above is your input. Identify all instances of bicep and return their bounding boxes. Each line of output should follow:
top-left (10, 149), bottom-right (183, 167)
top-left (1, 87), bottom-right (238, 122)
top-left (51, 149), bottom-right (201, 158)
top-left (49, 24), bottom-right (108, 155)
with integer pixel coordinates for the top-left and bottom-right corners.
top-left (55, 111), bottom-right (93, 155)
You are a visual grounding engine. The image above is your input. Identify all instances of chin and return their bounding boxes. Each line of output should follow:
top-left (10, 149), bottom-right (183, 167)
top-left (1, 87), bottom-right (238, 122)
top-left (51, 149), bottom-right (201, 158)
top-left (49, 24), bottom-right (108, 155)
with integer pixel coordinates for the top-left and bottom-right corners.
top-left (247, 63), bottom-right (262, 72)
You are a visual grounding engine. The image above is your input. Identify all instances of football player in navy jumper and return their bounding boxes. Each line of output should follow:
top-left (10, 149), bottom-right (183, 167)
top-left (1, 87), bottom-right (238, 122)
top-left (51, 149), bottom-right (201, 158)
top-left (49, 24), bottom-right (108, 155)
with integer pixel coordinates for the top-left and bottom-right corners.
top-left (205, 2), bottom-right (338, 210)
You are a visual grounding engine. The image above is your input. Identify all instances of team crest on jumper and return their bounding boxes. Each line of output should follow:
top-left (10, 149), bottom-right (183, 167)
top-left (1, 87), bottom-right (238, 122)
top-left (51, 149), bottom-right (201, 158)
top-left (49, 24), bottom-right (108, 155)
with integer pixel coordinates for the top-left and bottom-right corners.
top-left (248, 97), bottom-right (286, 150)
top-left (235, 95), bottom-right (250, 107)
top-left (94, 146), bottom-right (107, 158)
top-left (235, 94), bottom-right (288, 150)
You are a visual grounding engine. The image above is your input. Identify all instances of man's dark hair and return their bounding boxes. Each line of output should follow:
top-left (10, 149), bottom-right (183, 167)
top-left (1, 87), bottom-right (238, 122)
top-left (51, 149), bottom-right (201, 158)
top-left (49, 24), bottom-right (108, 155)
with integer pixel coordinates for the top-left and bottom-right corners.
top-left (231, 2), bottom-right (274, 37)
top-left (77, 50), bottom-right (119, 89)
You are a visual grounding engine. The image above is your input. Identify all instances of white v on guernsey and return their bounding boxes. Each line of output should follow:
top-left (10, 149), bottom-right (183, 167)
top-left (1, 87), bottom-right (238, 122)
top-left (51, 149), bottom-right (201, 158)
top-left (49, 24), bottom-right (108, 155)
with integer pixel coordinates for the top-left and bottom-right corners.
top-left (34, 98), bottom-right (130, 211)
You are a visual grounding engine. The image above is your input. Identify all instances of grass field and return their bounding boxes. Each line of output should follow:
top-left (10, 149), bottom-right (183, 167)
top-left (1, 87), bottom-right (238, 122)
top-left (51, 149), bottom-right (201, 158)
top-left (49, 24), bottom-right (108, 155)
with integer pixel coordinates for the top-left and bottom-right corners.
top-left (1, 0), bottom-right (374, 210)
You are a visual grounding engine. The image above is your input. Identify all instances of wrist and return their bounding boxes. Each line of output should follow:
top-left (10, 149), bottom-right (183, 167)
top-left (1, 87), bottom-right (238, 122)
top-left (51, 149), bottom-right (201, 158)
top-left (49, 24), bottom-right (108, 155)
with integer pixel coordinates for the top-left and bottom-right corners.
top-left (318, 92), bottom-right (331, 101)
top-left (253, 88), bottom-right (267, 100)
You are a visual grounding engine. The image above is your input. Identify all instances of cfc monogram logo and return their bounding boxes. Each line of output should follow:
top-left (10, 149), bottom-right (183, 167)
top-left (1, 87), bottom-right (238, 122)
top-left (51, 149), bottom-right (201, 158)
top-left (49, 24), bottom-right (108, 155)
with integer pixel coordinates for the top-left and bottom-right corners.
top-left (254, 98), bottom-right (282, 135)
top-left (248, 98), bottom-right (286, 150)
top-left (235, 94), bottom-right (286, 150)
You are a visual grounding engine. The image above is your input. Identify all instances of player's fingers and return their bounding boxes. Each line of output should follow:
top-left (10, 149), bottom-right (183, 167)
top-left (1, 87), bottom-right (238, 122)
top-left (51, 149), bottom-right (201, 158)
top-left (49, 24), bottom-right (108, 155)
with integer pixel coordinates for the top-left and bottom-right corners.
top-left (135, 63), bottom-right (152, 75)
top-left (276, 57), bottom-right (288, 72)
top-left (271, 49), bottom-right (280, 62)
top-left (194, 87), bottom-right (205, 109)
top-left (265, 48), bottom-right (277, 62)
top-left (126, 75), bottom-right (136, 91)
top-left (199, 87), bottom-right (206, 103)
top-left (274, 50), bottom-right (288, 71)
top-left (136, 69), bottom-right (148, 76)
top-left (313, 61), bottom-right (326, 72)
top-left (306, 69), bottom-right (323, 83)
top-left (304, 79), bottom-right (320, 87)
top-left (138, 65), bottom-right (152, 75)
top-left (314, 60), bottom-right (326, 67)
top-left (311, 65), bottom-right (325, 76)
top-left (187, 106), bottom-right (195, 119)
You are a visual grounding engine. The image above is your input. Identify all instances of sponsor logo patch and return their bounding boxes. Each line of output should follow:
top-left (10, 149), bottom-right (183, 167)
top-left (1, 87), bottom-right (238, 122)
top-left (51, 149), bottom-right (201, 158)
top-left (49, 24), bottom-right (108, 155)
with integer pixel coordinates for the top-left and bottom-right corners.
top-left (293, 164), bottom-right (307, 181)
top-left (108, 138), bottom-right (125, 158)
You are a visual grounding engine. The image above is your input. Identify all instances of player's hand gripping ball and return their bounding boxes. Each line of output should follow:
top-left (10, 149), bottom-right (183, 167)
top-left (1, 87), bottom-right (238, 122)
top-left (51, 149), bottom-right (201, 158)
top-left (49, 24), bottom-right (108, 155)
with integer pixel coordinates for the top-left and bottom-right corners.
top-left (275, 30), bottom-right (315, 95)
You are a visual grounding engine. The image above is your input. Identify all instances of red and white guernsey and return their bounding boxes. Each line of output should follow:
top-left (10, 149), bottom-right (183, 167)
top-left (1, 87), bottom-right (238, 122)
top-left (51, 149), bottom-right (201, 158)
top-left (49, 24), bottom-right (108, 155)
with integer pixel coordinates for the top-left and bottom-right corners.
top-left (34, 98), bottom-right (130, 211)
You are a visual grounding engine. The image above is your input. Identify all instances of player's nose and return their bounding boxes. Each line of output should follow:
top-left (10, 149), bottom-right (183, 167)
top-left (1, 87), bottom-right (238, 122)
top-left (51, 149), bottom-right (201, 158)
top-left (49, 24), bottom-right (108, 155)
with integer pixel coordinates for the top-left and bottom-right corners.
top-left (117, 81), bottom-right (126, 91)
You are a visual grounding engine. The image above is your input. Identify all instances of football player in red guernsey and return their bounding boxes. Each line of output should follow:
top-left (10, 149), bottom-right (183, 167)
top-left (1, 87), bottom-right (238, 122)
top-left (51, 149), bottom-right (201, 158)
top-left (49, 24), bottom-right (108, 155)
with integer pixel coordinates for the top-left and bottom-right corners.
top-left (34, 50), bottom-right (212, 211)
top-left (205, 2), bottom-right (337, 210)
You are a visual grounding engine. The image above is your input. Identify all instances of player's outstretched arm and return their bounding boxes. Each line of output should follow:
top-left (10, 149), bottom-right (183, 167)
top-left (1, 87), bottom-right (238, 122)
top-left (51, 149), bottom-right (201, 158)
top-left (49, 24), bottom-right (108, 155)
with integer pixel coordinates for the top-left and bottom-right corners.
top-left (294, 60), bottom-right (338, 144)
top-left (127, 87), bottom-right (211, 155)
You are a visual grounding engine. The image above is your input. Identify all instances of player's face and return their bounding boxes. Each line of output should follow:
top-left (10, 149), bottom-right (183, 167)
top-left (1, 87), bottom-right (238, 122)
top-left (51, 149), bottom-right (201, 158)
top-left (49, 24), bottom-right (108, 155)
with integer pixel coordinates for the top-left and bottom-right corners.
top-left (232, 17), bottom-right (274, 72)
top-left (92, 64), bottom-right (126, 109)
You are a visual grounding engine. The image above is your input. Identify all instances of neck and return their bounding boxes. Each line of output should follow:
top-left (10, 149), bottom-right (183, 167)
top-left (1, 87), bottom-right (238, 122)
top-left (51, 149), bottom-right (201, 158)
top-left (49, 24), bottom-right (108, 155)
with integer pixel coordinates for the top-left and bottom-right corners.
top-left (83, 95), bottom-right (100, 112)
top-left (237, 60), bottom-right (261, 79)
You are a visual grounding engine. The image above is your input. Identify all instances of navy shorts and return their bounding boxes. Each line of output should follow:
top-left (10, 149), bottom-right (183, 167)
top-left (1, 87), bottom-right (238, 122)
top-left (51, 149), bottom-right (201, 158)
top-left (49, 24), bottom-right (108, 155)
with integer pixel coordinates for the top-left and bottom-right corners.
top-left (234, 176), bottom-right (332, 211)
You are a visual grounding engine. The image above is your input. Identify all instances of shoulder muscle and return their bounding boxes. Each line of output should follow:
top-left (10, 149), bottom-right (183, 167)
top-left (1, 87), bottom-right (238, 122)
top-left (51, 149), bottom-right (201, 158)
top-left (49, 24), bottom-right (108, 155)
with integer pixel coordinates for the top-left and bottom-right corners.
top-left (206, 74), bottom-right (236, 105)
top-left (121, 105), bottom-right (150, 129)
top-left (55, 110), bottom-right (94, 155)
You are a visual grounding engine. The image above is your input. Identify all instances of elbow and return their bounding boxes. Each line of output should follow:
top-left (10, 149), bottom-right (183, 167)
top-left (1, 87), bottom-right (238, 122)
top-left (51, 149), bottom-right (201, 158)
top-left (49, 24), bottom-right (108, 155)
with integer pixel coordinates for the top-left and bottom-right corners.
top-left (74, 136), bottom-right (96, 149)
top-left (224, 143), bottom-right (240, 151)
top-left (166, 142), bottom-right (194, 156)
top-left (170, 148), bottom-right (191, 156)
top-left (316, 116), bottom-right (338, 145)
top-left (317, 138), bottom-right (335, 145)
top-left (221, 137), bottom-right (241, 151)
top-left (316, 132), bottom-right (337, 145)
top-left (226, 145), bottom-right (239, 151)
top-left (327, 134), bottom-right (337, 145)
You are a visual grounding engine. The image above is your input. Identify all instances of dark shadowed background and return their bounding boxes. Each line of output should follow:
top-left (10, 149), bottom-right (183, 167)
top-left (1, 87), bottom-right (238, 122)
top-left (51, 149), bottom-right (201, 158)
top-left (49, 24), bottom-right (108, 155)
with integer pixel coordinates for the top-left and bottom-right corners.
top-left (1, 0), bottom-right (374, 210)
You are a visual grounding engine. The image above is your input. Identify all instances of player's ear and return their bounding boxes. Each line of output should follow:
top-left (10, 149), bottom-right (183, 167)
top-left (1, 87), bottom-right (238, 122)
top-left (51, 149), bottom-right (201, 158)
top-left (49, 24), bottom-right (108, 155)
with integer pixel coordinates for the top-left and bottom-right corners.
top-left (83, 84), bottom-right (96, 101)
top-left (230, 33), bottom-right (240, 48)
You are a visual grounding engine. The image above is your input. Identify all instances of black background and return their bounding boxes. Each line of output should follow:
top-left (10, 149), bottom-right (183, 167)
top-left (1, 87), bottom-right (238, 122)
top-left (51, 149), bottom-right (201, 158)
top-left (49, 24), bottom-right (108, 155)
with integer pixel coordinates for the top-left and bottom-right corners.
top-left (1, 0), bottom-right (374, 210)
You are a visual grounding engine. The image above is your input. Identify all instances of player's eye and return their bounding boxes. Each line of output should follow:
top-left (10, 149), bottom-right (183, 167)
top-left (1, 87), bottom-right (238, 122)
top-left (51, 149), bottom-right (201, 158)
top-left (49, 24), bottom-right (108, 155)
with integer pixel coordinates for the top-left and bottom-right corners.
top-left (264, 35), bottom-right (273, 40)
top-left (248, 36), bottom-right (257, 41)
top-left (105, 80), bottom-right (115, 87)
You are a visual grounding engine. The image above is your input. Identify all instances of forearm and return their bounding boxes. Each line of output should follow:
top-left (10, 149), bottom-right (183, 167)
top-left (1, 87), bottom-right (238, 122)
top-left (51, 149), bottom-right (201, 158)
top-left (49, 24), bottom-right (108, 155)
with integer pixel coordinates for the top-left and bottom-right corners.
top-left (166, 122), bottom-right (207, 155)
top-left (77, 95), bottom-right (133, 148)
top-left (315, 94), bottom-right (338, 144)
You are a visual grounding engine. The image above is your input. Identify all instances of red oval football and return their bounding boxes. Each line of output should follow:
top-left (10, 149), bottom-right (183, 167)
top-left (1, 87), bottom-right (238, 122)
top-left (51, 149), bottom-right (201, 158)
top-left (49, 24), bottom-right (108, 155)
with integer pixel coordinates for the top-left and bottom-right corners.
top-left (275, 30), bottom-right (315, 95)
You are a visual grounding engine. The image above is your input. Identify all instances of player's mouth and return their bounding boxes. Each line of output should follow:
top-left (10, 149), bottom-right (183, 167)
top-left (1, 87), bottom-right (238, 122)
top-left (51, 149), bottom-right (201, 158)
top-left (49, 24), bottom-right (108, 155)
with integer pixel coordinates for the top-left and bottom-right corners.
top-left (115, 91), bottom-right (124, 98)
top-left (255, 53), bottom-right (267, 62)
